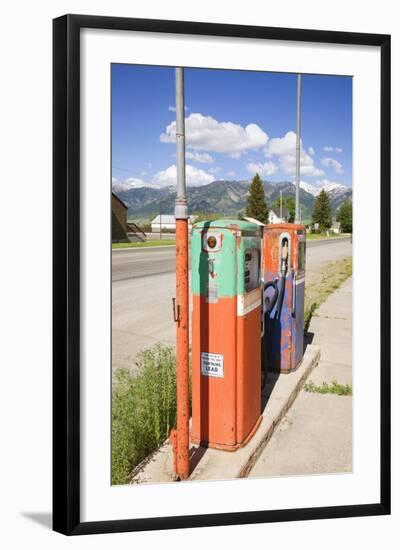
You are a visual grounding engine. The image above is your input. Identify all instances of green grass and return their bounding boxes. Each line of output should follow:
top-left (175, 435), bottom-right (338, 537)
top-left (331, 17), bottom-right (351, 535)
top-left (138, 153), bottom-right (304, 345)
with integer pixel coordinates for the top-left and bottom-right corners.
top-left (304, 380), bottom-right (352, 396)
top-left (304, 257), bottom-right (352, 333)
top-left (306, 233), bottom-right (350, 240)
top-left (112, 240), bottom-right (176, 249)
top-left (112, 344), bottom-right (178, 485)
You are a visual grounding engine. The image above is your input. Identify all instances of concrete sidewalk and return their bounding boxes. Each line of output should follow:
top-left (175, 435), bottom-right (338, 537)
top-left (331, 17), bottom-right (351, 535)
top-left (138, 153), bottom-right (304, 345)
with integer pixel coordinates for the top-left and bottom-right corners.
top-left (249, 277), bottom-right (352, 478)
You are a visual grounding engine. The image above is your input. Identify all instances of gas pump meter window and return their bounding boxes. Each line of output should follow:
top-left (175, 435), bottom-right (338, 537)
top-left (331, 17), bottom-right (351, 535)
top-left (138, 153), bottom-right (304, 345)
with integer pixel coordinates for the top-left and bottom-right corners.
top-left (244, 248), bottom-right (260, 293)
top-left (298, 241), bottom-right (306, 271)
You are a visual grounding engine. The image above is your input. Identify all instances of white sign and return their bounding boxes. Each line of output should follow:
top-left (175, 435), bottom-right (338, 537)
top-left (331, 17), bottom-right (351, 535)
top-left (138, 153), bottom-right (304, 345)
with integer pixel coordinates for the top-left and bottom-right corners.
top-left (201, 352), bottom-right (224, 378)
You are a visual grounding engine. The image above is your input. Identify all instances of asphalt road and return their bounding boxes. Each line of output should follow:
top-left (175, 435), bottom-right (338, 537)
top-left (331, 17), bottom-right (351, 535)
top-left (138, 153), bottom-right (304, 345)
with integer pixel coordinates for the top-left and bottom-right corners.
top-left (112, 237), bottom-right (350, 282)
top-left (112, 247), bottom-right (177, 282)
top-left (112, 237), bottom-right (352, 372)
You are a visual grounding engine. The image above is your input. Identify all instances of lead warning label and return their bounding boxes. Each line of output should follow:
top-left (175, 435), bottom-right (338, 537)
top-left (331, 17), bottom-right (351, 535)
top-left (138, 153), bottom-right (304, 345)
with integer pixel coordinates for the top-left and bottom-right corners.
top-left (201, 352), bottom-right (224, 378)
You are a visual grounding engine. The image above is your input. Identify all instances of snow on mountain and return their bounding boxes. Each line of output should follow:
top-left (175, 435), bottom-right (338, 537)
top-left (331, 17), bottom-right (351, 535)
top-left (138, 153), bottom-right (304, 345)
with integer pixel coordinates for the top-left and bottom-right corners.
top-left (112, 177), bottom-right (160, 192)
top-left (317, 180), bottom-right (348, 194)
top-left (290, 179), bottom-right (348, 197)
top-left (298, 180), bottom-right (320, 197)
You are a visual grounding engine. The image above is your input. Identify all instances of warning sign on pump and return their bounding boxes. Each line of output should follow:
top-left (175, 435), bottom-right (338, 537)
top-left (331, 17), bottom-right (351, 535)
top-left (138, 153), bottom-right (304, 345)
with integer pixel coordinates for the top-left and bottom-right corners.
top-left (201, 352), bottom-right (224, 378)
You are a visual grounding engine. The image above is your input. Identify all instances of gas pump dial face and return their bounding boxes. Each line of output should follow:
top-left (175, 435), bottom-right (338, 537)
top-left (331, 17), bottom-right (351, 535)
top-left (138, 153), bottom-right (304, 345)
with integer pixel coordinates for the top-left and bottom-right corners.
top-left (202, 232), bottom-right (222, 252)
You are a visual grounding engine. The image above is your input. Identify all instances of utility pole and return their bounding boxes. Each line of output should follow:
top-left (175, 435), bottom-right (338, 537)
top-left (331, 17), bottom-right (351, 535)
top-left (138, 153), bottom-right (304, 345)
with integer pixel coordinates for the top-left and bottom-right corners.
top-left (173, 67), bottom-right (190, 480)
top-left (295, 73), bottom-right (302, 224)
top-left (280, 190), bottom-right (283, 221)
top-left (159, 201), bottom-right (162, 240)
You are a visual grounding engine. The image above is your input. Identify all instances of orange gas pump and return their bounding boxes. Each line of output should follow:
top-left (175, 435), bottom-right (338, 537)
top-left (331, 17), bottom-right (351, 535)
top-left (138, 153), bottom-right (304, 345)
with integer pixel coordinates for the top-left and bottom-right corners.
top-left (262, 224), bottom-right (306, 375)
top-left (191, 220), bottom-right (263, 450)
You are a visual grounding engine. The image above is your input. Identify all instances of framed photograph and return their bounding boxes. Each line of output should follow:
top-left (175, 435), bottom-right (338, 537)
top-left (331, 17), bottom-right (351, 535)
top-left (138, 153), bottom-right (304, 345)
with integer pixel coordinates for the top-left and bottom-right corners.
top-left (53, 14), bottom-right (390, 535)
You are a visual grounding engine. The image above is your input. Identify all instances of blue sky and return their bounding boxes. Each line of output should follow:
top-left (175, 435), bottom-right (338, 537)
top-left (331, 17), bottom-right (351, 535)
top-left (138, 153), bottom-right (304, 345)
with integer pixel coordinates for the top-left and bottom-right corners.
top-left (112, 65), bottom-right (352, 191)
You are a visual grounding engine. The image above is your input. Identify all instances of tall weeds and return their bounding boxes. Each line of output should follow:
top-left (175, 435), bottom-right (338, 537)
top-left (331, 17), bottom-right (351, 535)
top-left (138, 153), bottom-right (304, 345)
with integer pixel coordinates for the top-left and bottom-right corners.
top-left (112, 344), bottom-right (177, 485)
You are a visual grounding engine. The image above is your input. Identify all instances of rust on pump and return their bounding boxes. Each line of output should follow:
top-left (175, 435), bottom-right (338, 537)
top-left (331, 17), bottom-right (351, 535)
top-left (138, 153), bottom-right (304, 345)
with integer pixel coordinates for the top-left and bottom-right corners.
top-left (262, 223), bottom-right (306, 377)
top-left (191, 219), bottom-right (262, 451)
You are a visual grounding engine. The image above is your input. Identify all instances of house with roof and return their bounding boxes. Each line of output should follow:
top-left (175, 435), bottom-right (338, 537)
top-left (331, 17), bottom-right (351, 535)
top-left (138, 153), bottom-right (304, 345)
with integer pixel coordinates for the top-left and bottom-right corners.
top-left (268, 207), bottom-right (289, 224)
top-left (151, 214), bottom-right (197, 233)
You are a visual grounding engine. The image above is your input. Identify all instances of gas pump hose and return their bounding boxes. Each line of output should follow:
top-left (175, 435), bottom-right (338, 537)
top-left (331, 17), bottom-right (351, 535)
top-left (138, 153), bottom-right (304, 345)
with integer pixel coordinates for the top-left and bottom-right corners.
top-left (262, 280), bottom-right (279, 390)
top-left (262, 258), bottom-right (288, 389)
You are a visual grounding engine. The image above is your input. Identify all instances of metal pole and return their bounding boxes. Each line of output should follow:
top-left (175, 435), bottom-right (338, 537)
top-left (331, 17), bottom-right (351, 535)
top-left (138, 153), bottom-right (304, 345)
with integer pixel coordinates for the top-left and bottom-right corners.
top-left (160, 201), bottom-right (162, 240)
top-left (295, 74), bottom-right (302, 224)
top-left (174, 67), bottom-right (189, 480)
top-left (280, 190), bottom-right (283, 221)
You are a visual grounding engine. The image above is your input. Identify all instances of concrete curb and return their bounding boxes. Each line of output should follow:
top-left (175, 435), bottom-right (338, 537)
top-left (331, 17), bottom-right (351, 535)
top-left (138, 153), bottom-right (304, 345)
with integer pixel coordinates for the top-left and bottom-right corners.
top-left (132, 344), bottom-right (320, 484)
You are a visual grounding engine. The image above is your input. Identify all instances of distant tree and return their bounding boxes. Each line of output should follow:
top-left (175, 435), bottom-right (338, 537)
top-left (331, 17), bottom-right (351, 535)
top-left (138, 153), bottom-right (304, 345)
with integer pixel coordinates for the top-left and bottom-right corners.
top-left (272, 195), bottom-right (295, 223)
top-left (336, 199), bottom-right (352, 233)
top-left (312, 190), bottom-right (332, 231)
top-left (245, 173), bottom-right (269, 224)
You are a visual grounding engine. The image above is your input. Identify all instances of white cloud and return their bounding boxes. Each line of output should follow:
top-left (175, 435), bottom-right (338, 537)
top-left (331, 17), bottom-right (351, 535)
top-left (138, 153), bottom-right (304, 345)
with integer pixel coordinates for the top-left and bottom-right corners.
top-left (153, 164), bottom-right (214, 187)
top-left (160, 113), bottom-right (268, 156)
top-left (266, 131), bottom-right (297, 157)
top-left (308, 146), bottom-right (315, 156)
top-left (265, 131), bottom-right (323, 177)
top-left (227, 170), bottom-right (236, 177)
top-left (185, 151), bottom-right (214, 164)
top-left (321, 157), bottom-right (344, 174)
top-left (246, 161), bottom-right (278, 177)
top-left (323, 146), bottom-right (343, 153)
top-left (279, 154), bottom-right (324, 177)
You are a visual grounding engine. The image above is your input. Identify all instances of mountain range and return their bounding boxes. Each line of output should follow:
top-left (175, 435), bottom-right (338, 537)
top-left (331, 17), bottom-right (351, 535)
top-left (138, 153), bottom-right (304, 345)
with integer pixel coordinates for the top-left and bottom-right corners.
top-left (113, 179), bottom-right (352, 223)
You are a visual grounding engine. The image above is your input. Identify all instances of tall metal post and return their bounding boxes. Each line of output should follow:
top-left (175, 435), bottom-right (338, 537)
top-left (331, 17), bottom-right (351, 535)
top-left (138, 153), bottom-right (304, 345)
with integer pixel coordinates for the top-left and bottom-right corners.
top-left (295, 74), bottom-right (302, 224)
top-left (159, 201), bottom-right (162, 240)
top-left (174, 67), bottom-right (190, 480)
top-left (280, 190), bottom-right (283, 221)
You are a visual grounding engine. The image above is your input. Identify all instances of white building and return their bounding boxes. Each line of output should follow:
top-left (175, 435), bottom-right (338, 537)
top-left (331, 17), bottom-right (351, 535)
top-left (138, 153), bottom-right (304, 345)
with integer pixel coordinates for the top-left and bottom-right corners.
top-left (151, 214), bottom-right (196, 232)
top-left (268, 207), bottom-right (289, 224)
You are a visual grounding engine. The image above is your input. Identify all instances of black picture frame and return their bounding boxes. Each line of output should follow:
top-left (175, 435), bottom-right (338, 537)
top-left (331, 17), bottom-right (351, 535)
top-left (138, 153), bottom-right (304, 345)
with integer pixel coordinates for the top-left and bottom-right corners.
top-left (53, 14), bottom-right (391, 536)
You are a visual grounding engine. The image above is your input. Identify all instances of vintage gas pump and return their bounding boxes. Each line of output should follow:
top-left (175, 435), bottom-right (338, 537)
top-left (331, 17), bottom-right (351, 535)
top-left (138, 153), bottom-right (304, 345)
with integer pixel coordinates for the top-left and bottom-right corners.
top-left (262, 224), bottom-right (306, 375)
top-left (191, 220), bottom-right (263, 450)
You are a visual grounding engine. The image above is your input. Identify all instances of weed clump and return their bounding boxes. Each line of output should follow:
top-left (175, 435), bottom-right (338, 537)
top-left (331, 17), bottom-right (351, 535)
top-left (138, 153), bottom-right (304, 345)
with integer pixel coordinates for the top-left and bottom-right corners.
top-left (112, 344), bottom-right (177, 485)
top-left (304, 379), bottom-right (352, 396)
